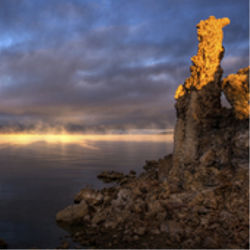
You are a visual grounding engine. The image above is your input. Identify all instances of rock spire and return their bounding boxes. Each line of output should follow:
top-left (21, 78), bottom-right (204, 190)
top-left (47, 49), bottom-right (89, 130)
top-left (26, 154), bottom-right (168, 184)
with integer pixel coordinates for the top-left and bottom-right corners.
top-left (175, 16), bottom-right (230, 99)
top-left (172, 16), bottom-right (231, 178)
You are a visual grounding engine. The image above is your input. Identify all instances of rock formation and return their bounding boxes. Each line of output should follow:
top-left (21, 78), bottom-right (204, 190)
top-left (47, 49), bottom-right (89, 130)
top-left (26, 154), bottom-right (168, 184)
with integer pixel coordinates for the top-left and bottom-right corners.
top-left (56, 16), bottom-right (249, 249)
top-left (171, 16), bottom-right (249, 192)
top-left (173, 16), bottom-right (230, 181)
top-left (222, 66), bottom-right (250, 119)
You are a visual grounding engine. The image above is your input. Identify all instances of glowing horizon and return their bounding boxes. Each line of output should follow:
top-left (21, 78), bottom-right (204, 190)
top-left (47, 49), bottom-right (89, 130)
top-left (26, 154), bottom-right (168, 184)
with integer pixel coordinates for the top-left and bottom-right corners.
top-left (0, 133), bottom-right (173, 148)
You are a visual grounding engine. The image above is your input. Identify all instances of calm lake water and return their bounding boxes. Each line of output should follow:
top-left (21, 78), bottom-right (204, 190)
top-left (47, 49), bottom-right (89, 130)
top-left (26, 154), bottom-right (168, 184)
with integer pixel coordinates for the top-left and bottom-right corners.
top-left (0, 134), bottom-right (173, 248)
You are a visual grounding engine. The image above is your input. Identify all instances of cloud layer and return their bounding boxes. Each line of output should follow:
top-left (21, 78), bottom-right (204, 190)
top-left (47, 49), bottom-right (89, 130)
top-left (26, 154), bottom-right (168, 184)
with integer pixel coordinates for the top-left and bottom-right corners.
top-left (0, 0), bottom-right (248, 132)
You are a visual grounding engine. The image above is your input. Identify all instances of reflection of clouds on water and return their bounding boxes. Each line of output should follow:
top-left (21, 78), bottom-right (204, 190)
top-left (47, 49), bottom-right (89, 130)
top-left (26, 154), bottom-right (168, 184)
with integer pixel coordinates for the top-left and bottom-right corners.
top-left (0, 134), bottom-right (173, 149)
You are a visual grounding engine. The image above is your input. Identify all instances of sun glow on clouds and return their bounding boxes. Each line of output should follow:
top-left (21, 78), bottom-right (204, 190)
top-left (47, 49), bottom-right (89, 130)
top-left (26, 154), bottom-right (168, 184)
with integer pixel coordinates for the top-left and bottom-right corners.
top-left (0, 133), bottom-right (97, 149)
top-left (0, 133), bottom-right (173, 148)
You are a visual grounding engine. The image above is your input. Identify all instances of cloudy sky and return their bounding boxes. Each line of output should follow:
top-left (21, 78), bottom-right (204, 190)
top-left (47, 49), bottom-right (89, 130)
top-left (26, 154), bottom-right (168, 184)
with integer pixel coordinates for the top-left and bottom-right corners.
top-left (0, 0), bottom-right (248, 132)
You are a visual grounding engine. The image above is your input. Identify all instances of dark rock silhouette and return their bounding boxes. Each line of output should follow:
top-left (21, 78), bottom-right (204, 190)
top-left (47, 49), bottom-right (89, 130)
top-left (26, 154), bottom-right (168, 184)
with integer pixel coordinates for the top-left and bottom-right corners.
top-left (0, 238), bottom-right (7, 249)
top-left (56, 16), bottom-right (249, 249)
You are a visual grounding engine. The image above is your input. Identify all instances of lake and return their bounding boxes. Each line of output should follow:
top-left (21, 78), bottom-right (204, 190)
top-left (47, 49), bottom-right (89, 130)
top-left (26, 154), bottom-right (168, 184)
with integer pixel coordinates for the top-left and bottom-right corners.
top-left (0, 133), bottom-right (173, 248)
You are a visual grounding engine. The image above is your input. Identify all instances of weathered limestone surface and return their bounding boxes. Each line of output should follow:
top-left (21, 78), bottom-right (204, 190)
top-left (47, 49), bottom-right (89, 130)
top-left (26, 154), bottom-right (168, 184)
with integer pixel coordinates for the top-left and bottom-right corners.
top-left (172, 16), bottom-right (230, 180)
top-left (222, 66), bottom-right (250, 119)
top-left (175, 16), bottom-right (230, 98)
top-left (56, 17), bottom-right (249, 249)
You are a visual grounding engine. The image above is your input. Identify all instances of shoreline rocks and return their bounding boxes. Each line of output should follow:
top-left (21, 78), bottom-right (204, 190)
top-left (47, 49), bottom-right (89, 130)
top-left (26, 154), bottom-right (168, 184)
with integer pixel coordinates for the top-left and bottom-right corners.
top-left (56, 153), bottom-right (249, 248)
top-left (97, 170), bottom-right (136, 184)
top-left (56, 16), bottom-right (249, 249)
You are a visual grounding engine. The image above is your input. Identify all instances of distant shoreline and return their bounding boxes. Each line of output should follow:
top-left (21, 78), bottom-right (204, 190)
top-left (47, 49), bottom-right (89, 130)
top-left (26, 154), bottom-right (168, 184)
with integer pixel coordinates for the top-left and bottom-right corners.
top-left (0, 128), bottom-right (174, 135)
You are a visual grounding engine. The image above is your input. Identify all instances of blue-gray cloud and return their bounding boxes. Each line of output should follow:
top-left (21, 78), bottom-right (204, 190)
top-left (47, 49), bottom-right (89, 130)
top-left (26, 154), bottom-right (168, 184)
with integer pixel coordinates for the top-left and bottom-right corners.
top-left (0, 0), bottom-right (248, 131)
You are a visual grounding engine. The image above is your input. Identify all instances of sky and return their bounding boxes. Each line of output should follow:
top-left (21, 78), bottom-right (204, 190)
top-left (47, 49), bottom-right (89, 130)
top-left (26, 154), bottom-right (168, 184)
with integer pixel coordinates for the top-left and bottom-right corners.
top-left (0, 0), bottom-right (248, 133)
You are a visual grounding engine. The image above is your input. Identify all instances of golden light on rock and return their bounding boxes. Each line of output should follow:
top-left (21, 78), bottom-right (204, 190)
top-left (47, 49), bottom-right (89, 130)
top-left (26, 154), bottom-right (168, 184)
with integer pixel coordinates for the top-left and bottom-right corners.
top-left (174, 85), bottom-right (185, 99)
top-left (222, 66), bottom-right (250, 119)
top-left (175, 16), bottom-right (230, 99)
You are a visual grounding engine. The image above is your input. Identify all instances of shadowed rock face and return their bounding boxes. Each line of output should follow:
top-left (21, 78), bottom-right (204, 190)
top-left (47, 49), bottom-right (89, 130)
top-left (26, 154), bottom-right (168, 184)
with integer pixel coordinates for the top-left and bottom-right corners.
top-left (56, 17), bottom-right (249, 249)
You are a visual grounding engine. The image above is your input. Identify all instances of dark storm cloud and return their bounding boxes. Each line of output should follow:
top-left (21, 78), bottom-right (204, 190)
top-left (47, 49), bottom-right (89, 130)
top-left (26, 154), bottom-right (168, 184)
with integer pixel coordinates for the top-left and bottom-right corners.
top-left (0, 0), bottom-right (248, 131)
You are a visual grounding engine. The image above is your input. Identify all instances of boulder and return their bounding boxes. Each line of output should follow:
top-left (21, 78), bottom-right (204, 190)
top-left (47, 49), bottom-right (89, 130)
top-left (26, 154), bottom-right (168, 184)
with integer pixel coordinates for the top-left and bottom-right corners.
top-left (56, 201), bottom-right (88, 226)
top-left (74, 188), bottom-right (103, 205)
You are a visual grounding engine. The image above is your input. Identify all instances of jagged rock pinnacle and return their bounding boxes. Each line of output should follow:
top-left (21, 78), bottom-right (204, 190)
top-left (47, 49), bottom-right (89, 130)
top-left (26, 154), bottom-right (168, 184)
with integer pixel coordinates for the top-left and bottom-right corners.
top-left (172, 16), bottom-right (231, 182)
top-left (172, 15), bottom-right (249, 194)
top-left (222, 67), bottom-right (250, 119)
top-left (175, 16), bottom-right (230, 99)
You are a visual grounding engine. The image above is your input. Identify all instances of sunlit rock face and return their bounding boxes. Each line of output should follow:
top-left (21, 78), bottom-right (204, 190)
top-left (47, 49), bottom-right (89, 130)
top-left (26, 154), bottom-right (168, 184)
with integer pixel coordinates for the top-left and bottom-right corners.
top-left (175, 16), bottom-right (230, 98)
top-left (164, 16), bottom-right (249, 248)
top-left (171, 16), bottom-right (249, 190)
top-left (173, 16), bottom-right (231, 180)
top-left (222, 66), bottom-right (250, 119)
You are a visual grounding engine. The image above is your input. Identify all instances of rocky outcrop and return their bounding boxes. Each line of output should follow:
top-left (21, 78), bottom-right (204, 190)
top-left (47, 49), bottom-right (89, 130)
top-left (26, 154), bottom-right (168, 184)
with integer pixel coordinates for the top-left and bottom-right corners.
top-left (222, 67), bottom-right (250, 119)
top-left (171, 16), bottom-right (249, 192)
top-left (56, 200), bottom-right (89, 225)
top-left (175, 16), bottom-right (230, 97)
top-left (56, 153), bottom-right (249, 248)
top-left (97, 170), bottom-right (136, 184)
top-left (173, 16), bottom-right (230, 179)
top-left (56, 16), bottom-right (249, 249)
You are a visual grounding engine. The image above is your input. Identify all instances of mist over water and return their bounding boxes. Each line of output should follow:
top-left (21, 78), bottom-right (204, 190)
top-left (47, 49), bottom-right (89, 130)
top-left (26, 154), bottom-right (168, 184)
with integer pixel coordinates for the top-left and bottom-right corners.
top-left (0, 134), bottom-right (173, 248)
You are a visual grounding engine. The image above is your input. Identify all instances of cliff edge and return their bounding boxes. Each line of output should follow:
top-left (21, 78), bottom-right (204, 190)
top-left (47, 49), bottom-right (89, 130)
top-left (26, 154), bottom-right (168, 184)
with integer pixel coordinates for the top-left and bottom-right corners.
top-left (56, 16), bottom-right (249, 249)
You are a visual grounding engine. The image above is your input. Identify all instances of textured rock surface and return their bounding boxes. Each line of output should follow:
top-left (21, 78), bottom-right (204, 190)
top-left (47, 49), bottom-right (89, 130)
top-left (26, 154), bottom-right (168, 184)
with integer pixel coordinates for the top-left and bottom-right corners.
top-left (74, 188), bottom-right (103, 205)
top-left (175, 16), bottom-right (230, 98)
top-left (173, 16), bottom-right (230, 178)
top-left (222, 66), bottom-right (250, 119)
top-left (56, 16), bottom-right (249, 249)
top-left (56, 201), bottom-right (89, 225)
top-left (97, 170), bottom-right (136, 184)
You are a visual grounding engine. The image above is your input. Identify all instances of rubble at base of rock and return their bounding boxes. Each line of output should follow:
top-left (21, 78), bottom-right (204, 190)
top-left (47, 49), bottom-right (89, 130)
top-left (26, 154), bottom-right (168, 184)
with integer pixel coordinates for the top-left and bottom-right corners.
top-left (56, 150), bottom-right (249, 248)
top-left (56, 16), bottom-right (249, 249)
top-left (97, 170), bottom-right (136, 184)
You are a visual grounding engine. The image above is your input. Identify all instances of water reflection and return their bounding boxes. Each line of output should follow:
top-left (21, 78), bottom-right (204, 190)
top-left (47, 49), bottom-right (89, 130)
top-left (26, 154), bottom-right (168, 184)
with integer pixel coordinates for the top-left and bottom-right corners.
top-left (0, 133), bottom-right (173, 248)
top-left (0, 134), bottom-right (97, 149)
